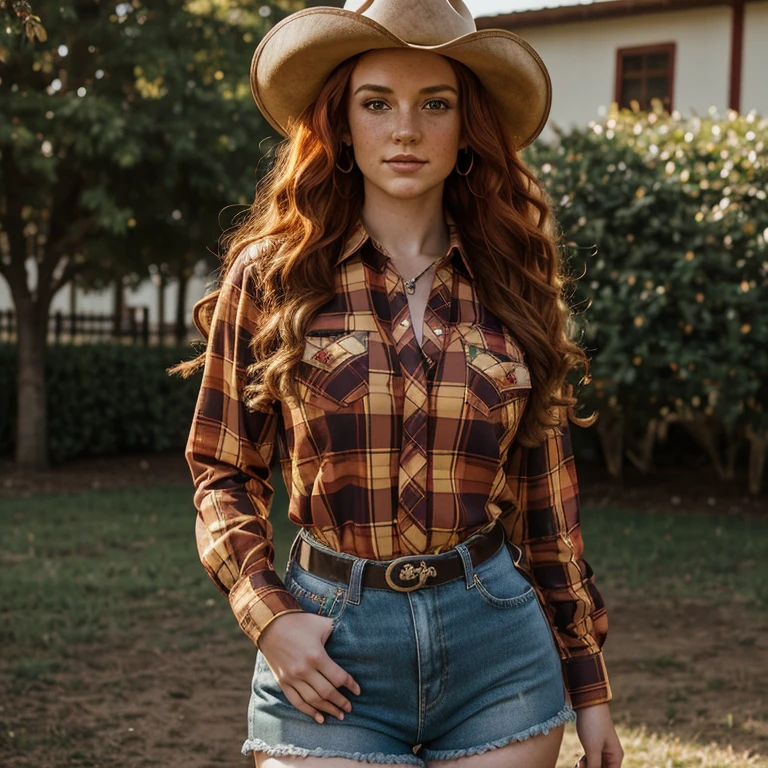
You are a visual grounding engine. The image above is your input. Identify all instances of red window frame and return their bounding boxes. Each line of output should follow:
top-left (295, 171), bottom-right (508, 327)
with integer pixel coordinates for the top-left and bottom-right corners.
top-left (615, 43), bottom-right (676, 112)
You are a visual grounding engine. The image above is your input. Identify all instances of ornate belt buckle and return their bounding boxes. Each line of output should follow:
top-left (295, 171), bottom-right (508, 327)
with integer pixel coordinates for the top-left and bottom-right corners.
top-left (384, 555), bottom-right (438, 592)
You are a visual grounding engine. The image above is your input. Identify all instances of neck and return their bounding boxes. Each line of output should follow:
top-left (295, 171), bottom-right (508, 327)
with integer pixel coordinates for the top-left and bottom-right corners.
top-left (359, 180), bottom-right (450, 263)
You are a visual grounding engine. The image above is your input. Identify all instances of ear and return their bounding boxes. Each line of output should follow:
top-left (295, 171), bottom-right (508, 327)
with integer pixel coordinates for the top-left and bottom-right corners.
top-left (341, 130), bottom-right (352, 146)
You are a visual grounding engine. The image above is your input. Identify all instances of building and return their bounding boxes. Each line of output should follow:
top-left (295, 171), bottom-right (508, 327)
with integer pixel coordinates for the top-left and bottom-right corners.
top-left (476, 0), bottom-right (768, 139)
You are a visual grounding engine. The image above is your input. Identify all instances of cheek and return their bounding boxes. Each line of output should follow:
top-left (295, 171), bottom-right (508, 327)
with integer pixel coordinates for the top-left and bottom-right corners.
top-left (350, 115), bottom-right (389, 148)
top-left (427, 121), bottom-right (462, 165)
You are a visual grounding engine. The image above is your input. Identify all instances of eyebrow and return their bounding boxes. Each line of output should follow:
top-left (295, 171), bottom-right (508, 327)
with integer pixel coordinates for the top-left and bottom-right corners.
top-left (353, 84), bottom-right (458, 96)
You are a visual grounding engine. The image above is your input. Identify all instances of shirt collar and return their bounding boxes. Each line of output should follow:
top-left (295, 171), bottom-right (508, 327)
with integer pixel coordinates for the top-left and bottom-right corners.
top-left (334, 210), bottom-right (475, 280)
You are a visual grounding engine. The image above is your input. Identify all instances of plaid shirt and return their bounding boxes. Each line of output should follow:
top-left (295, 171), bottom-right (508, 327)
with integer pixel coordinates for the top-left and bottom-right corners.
top-left (185, 215), bottom-right (612, 710)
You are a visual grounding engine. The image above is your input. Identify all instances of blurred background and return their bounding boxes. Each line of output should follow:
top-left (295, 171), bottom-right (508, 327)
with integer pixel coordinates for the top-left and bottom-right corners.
top-left (1, 1), bottom-right (767, 766)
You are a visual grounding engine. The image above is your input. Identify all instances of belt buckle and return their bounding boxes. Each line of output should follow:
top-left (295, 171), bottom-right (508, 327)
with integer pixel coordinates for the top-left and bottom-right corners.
top-left (384, 555), bottom-right (438, 592)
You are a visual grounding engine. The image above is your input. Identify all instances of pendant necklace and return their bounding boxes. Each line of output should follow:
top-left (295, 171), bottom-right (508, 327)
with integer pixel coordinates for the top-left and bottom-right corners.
top-left (403, 260), bottom-right (439, 294)
top-left (370, 236), bottom-right (441, 295)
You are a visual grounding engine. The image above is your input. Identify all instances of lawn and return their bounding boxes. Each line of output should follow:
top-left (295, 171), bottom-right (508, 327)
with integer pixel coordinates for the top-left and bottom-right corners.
top-left (1, 482), bottom-right (766, 767)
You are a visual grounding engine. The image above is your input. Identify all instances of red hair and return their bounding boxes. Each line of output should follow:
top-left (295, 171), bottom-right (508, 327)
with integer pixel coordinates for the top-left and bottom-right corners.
top-left (170, 53), bottom-right (596, 448)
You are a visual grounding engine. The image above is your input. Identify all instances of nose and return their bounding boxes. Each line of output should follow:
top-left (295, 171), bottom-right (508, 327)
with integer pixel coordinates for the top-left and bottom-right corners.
top-left (392, 108), bottom-right (420, 145)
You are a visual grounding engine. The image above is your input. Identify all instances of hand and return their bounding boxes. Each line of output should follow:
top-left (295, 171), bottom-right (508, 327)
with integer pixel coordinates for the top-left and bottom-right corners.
top-left (257, 612), bottom-right (361, 724)
top-left (574, 702), bottom-right (624, 768)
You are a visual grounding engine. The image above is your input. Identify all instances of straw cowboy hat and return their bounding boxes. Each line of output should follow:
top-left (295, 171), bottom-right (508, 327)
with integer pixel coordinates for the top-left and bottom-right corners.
top-left (250, 0), bottom-right (552, 150)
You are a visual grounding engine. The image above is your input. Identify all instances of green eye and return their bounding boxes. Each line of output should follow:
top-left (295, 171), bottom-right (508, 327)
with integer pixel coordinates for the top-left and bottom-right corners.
top-left (425, 99), bottom-right (449, 110)
top-left (364, 99), bottom-right (388, 111)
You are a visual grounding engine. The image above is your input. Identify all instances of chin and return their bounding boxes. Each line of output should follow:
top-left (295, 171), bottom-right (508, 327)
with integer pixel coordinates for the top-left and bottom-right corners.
top-left (370, 177), bottom-right (442, 201)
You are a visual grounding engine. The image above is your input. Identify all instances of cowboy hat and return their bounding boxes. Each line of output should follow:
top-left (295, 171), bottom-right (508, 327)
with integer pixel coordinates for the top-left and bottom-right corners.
top-left (250, 0), bottom-right (552, 150)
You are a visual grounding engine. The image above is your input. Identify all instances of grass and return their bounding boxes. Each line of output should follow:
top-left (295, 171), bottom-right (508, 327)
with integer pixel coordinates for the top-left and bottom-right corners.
top-left (582, 500), bottom-right (768, 608)
top-left (3, 483), bottom-right (766, 667)
top-left (559, 723), bottom-right (768, 768)
top-left (3, 485), bottom-right (767, 665)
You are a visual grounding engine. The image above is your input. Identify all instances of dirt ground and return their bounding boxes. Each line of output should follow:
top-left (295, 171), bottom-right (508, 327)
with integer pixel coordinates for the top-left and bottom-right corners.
top-left (1, 452), bottom-right (767, 766)
top-left (2, 585), bottom-right (766, 767)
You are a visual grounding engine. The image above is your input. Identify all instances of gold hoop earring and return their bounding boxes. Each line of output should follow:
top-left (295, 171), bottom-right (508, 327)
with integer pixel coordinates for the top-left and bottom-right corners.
top-left (455, 147), bottom-right (474, 176)
top-left (335, 143), bottom-right (355, 174)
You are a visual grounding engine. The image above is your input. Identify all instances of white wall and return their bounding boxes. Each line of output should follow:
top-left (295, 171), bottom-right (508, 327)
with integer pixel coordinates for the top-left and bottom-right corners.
top-left (742, 1), bottom-right (768, 115)
top-left (513, 6), bottom-right (733, 139)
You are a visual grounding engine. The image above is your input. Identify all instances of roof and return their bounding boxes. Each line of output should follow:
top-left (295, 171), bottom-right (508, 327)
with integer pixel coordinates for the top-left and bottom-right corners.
top-left (475, 0), bottom-right (752, 29)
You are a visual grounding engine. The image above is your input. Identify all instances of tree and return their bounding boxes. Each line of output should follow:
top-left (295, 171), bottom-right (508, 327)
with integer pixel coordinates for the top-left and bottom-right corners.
top-left (0, 0), bottom-right (301, 467)
top-left (0, 1), bottom-right (46, 43)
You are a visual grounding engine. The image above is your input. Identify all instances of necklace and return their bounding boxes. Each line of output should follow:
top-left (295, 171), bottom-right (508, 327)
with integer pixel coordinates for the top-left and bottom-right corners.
top-left (403, 260), bottom-right (439, 294)
top-left (370, 237), bottom-right (441, 295)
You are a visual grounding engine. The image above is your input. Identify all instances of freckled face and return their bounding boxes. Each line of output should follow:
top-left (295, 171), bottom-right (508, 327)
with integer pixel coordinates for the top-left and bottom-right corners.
top-left (345, 49), bottom-right (463, 202)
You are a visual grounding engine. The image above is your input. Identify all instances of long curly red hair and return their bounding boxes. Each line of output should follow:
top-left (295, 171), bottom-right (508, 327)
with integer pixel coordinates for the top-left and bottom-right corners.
top-left (170, 53), bottom-right (597, 448)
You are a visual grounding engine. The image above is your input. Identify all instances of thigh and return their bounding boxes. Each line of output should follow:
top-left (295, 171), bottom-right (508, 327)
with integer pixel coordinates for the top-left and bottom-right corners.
top-left (255, 754), bottom-right (417, 768)
top-left (424, 724), bottom-right (565, 768)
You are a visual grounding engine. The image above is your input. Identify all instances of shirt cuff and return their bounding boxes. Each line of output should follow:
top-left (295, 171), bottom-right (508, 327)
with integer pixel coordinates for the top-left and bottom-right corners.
top-left (229, 569), bottom-right (304, 648)
top-left (561, 650), bottom-right (613, 710)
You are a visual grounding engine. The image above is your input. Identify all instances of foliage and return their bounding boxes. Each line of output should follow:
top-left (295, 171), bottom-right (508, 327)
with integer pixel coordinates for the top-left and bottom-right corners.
top-left (0, 343), bottom-right (202, 462)
top-left (0, 0), bottom-right (45, 43)
top-left (0, 0), bottom-right (303, 465)
top-left (524, 101), bottom-right (768, 486)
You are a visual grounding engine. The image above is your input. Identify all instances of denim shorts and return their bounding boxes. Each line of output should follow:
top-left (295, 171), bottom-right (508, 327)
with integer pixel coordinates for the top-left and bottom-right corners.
top-left (241, 522), bottom-right (577, 765)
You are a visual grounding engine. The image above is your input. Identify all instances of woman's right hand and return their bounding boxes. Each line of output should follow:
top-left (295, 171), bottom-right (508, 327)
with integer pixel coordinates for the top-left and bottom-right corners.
top-left (257, 612), bottom-right (361, 724)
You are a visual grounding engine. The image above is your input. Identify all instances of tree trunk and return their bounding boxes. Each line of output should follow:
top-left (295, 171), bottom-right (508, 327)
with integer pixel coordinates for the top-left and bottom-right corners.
top-left (15, 296), bottom-right (49, 468)
top-left (174, 265), bottom-right (189, 345)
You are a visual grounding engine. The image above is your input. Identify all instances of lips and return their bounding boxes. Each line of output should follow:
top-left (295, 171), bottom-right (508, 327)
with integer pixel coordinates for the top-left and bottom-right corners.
top-left (385, 156), bottom-right (427, 172)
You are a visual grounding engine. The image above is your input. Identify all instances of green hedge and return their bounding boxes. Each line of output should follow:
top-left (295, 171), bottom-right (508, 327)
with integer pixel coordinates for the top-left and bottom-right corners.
top-left (0, 344), bottom-right (201, 464)
top-left (523, 102), bottom-right (768, 489)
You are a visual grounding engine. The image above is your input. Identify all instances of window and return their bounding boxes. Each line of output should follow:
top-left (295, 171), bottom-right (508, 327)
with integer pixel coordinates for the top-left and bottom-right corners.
top-left (615, 43), bottom-right (675, 112)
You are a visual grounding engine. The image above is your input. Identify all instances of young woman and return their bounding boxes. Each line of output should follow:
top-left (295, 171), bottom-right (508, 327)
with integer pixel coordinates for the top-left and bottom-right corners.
top-left (175, 2), bottom-right (624, 767)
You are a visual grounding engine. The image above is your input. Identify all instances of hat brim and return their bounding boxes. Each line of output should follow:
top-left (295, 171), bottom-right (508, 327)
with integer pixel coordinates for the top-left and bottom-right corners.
top-left (251, 7), bottom-right (551, 149)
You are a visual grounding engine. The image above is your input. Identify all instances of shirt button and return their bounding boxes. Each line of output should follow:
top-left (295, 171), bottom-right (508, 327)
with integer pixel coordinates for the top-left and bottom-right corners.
top-left (400, 319), bottom-right (410, 327)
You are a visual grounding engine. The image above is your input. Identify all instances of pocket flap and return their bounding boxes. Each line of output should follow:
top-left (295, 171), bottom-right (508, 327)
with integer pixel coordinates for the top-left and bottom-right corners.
top-left (303, 331), bottom-right (368, 372)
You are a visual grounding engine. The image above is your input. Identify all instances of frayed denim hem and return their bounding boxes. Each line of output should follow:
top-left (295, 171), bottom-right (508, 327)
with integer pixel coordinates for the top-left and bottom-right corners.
top-left (417, 702), bottom-right (577, 761)
top-left (241, 738), bottom-right (427, 766)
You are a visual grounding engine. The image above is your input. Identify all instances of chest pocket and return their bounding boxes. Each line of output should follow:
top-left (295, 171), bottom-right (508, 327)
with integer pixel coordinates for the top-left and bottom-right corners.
top-left (296, 330), bottom-right (369, 409)
top-left (461, 328), bottom-right (532, 417)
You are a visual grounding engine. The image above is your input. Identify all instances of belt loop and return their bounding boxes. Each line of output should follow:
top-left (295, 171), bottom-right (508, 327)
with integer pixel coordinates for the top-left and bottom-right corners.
top-left (347, 557), bottom-right (367, 605)
top-left (455, 542), bottom-right (475, 589)
top-left (287, 527), bottom-right (303, 567)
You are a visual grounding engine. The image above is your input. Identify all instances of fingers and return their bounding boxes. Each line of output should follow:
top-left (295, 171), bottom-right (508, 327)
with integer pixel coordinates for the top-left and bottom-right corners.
top-left (303, 669), bottom-right (354, 718)
top-left (281, 648), bottom-right (362, 724)
top-left (281, 681), bottom-right (327, 725)
top-left (318, 653), bottom-right (362, 697)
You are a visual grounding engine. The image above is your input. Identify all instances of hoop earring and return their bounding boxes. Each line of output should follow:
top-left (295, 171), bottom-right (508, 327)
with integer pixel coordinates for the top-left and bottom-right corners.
top-left (455, 147), bottom-right (474, 176)
top-left (335, 143), bottom-right (355, 174)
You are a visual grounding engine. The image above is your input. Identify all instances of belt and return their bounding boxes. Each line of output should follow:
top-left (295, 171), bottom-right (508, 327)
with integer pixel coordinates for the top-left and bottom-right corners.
top-left (293, 519), bottom-right (508, 593)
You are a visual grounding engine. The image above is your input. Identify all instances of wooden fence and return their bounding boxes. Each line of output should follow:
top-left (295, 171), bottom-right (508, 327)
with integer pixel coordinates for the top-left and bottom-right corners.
top-left (0, 308), bottom-right (192, 345)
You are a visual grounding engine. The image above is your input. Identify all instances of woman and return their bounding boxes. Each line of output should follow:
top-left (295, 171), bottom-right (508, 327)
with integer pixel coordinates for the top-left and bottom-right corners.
top-left (175, 1), bottom-right (624, 767)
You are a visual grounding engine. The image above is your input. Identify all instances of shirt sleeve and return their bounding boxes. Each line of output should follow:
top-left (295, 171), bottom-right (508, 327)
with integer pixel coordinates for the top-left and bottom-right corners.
top-left (185, 245), bottom-right (304, 648)
top-left (503, 412), bottom-right (612, 710)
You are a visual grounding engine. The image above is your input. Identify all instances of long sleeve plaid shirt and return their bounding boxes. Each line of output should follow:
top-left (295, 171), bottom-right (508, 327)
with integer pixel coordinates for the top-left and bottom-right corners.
top-left (185, 215), bottom-right (612, 710)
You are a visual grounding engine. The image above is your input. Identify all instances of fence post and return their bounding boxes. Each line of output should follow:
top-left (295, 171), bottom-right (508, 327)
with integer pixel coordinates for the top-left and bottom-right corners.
top-left (54, 310), bottom-right (63, 343)
top-left (142, 307), bottom-right (149, 345)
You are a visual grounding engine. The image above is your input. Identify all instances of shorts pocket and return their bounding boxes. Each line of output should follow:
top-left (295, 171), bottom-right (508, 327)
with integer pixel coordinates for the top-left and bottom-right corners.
top-left (284, 560), bottom-right (350, 627)
top-left (472, 541), bottom-right (536, 609)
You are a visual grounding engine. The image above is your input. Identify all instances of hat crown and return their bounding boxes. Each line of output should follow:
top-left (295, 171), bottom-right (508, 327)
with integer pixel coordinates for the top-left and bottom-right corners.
top-left (343, 0), bottom-right (476, 46)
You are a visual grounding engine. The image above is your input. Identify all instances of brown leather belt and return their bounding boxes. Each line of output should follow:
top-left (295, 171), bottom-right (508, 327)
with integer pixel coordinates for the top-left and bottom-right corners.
top-left (293, 519), bottom-right (508, 593)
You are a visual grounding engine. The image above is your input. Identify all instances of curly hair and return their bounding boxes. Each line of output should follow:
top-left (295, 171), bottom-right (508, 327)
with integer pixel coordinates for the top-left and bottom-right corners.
top-left (170, 52), bottom-right (597, 448)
